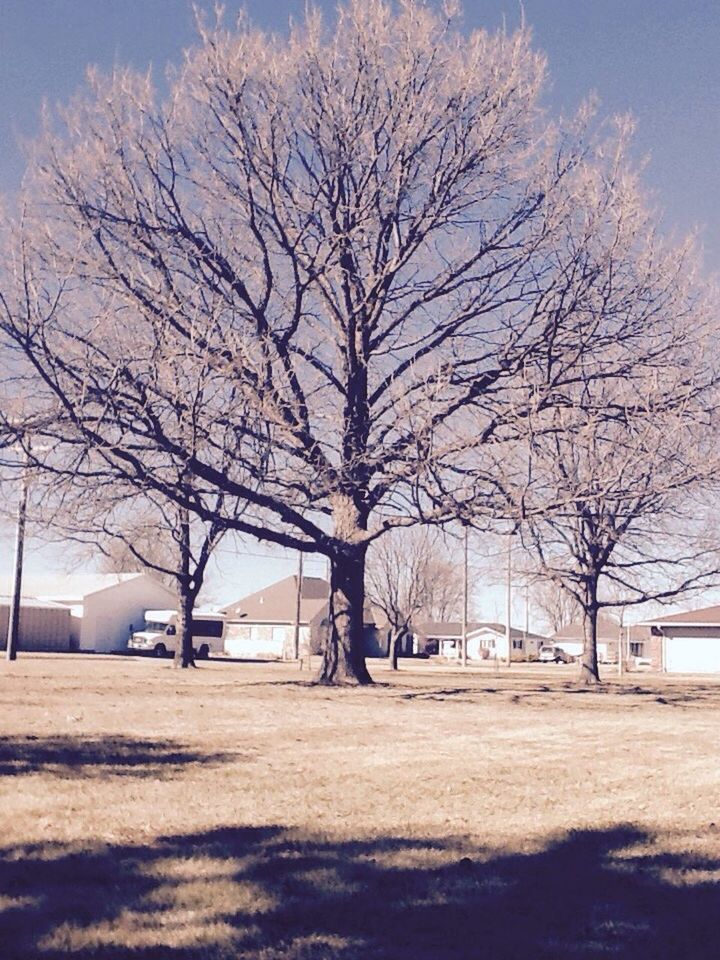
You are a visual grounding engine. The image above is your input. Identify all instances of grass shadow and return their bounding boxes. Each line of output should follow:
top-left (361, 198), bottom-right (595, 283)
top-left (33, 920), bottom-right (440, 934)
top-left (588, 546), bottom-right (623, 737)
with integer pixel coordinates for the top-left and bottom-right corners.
top-left (0, 735), bottom-right (238, 779)
top-left (1, 823), bottom-right (719, 958)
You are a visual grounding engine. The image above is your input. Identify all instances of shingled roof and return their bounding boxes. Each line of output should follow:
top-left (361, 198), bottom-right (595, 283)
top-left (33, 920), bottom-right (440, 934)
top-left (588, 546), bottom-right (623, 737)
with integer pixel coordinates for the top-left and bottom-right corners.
top-left (221, 576), bottom-right (329, 624)
top-left (642, 605), bottom-right (720, 627)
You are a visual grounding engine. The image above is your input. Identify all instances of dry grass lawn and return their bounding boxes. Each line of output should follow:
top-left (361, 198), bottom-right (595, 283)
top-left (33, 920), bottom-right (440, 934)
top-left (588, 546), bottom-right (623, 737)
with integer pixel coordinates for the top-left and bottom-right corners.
top-left (1, 654), bottom-right (720, 958)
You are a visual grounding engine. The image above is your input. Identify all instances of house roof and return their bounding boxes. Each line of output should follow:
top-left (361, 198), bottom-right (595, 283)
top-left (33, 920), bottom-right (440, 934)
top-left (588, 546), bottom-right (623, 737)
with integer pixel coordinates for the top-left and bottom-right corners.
top-left (553, 615), bottom-right (621, 642)
top-left (414, 620), bottom-right (545, 642)
top-left (221, 576), bottom-right (330, 624)
top-left (0, 596), bottom-right (70, 610)
top-left (641, 604), bottom-right (720, 627)
top-left (553, 616), bottom-right (651, 642)
top-left (32, 572), bottom-right (175, 604)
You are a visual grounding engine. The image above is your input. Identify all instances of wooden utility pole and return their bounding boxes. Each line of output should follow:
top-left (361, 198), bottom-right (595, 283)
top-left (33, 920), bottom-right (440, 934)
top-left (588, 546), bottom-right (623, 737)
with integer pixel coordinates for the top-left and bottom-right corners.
top-left (460, 525), bottom-right (469, 667)
top-left (505, 533), bottom-right (512, 668)
top-left (293, 550), bottom-right (304, 660)
top-left (7, 458), bottom-right (29, 662)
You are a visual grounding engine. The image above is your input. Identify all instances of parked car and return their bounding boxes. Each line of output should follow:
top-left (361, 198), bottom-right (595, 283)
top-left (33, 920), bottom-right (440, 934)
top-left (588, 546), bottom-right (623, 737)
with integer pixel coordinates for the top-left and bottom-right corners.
top-left (538, 644), bottom-right (574, 664)
top-left (128, 609), bottom-right (226, 659)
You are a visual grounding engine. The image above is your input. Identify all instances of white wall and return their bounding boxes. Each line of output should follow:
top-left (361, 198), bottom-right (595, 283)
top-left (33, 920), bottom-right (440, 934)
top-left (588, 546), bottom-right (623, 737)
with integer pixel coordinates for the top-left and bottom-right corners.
top-left (80, 576), bottom-right (177, 652)
top-left (665, 635), bottom-right (720, 673)
top-left (224, 622), bottom-right (309, 659)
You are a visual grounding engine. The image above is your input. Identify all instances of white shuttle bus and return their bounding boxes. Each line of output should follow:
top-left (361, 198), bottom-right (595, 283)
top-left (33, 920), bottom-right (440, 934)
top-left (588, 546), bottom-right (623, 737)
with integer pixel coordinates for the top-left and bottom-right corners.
top-left (129, 609), bottom-right (226, 659)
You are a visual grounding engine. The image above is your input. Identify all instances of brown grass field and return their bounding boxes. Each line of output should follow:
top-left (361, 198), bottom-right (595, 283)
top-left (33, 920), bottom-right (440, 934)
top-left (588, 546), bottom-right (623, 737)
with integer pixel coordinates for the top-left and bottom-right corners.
top-left (1, 654), bottom-right (720, 958)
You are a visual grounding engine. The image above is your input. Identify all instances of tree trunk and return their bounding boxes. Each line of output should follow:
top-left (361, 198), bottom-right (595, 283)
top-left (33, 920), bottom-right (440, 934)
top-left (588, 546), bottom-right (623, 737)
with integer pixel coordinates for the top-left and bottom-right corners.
top-left (388, 628), bottom-right (401, 671)
top-left (174, 506), bottom-right (196, 669)
top-left (317, 542), bottom-right (373, 685)
top-left (579, 581), bottom-right (601, 685)
top-left (175, 582), bottom-right (196, 669)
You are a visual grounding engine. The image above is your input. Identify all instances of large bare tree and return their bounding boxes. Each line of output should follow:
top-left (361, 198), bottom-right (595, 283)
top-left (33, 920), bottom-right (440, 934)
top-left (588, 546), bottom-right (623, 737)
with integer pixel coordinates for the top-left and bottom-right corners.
top-left (0, 2), bottom-right (690, 683)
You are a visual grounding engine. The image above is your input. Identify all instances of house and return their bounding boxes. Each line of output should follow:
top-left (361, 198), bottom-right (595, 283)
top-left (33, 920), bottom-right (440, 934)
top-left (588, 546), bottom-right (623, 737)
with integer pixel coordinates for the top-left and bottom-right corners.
top-left (413, 620), bottom-right (546, 662)
top-left (0, 596), bottom-right (72, 652)
top-left (552, 616), bottom-right (656, 667)
top-left (552, 616), bottom-right (621, 663)
top-left (36, 573), bottom-right (177, 653)
top-left (221, 575), bottom-right (329, 659)
top-left (640, 605), bottom-right (720, 673)
top-left (221, 575), bottom-right (386, 659)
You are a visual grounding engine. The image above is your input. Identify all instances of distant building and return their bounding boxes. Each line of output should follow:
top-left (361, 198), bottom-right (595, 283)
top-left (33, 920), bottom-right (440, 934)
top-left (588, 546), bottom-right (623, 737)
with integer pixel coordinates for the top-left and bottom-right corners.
top-left (640, 605), bottom-right (720, 673)
top-left (37, 573), bottom-right (177, 653)
top-left (0, 596), bottom-right (72, 652)
top-left (221, 575), bottom-right (386, 659)
top-left (413, 620), bottom-right (546, 661)
top-left (551, 616), bottom-right (656, 667)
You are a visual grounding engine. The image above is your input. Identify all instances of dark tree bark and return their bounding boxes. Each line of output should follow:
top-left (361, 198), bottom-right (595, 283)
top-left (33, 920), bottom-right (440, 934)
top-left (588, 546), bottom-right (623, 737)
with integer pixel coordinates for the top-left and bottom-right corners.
top-left (388, 629), bottom-right (401, 671)
top-left (174, 507), bottom-right (196, 669)
top-left (579, 579), bottom-right (601, 685)
top-left (318, 542), bottom-right (373, 685)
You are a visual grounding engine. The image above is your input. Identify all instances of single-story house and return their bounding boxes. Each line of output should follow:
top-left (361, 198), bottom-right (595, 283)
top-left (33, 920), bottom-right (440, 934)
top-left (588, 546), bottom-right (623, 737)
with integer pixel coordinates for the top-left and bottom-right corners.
top-left (37, 573), bottom-right (177, 653)
top-left (640, 605), bottom-right (720, 674)
top-left (221, 575), bottom-right (386, 659)
top-left (0, 596), bottom-right (73, 652)
top-left (221, 575), bottom-right (328, 659)
top-left (552, 616), bottom-right (657, 668)
top-left (413, 620), bottom-right (546, 662)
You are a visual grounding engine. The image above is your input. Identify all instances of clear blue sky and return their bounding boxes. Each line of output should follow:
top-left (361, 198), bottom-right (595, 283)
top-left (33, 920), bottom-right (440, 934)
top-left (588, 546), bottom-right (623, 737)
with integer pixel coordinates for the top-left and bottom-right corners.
top-left (1, 0), bottom-right (718, 266)
top-left (1, 0), bottom-right (719, 611)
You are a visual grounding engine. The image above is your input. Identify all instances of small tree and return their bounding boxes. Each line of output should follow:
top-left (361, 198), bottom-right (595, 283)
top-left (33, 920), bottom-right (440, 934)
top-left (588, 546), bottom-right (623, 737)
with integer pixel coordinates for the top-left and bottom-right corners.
top-left (527, 574), bottom-right (582, 635)
top-left (524, 388), bottom-right (718, 684)
top-left (45, 481), bottom-right (231, 667)
top-left (366, 527), bottom-right (461, 669)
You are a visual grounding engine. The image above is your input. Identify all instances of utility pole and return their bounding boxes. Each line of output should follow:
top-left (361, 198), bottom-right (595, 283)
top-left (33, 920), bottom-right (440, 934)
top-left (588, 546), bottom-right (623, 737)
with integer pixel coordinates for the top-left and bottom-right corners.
top-left (505, 532), bottom-right (512, 668)
top-left (293, 550), bottom-right (304, 661)
top-left (7, 452), bottom-right (29, 662)
top-left (460, 525), bottom-right (469, 668)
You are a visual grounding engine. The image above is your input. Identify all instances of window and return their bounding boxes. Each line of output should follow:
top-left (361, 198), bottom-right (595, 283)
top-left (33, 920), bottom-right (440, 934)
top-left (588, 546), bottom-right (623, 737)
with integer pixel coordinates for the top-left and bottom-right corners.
top-left (191, 619), bottom-right (224, 639)
top-left (630, 641), bottom-right (644, 657)
top-left (512, 638), bottom-right (524, 650)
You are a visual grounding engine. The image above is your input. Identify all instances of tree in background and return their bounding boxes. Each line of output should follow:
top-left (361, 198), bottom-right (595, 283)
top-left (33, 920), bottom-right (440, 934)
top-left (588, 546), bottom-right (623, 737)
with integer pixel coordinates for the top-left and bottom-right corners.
top-left (366, 527), bottom-right (462, 669)
top-left (528, 576), bottom-right (582, 635)
top-left (46, 482), bottom-right (231, 667)
top-left (523, 368), bottom-right (718, 684)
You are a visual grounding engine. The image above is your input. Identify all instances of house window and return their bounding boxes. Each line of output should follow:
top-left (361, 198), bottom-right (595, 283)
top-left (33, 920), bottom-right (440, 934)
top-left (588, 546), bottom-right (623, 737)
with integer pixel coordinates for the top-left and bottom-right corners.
top-left (512, 638), bottom-right (524, 650)
top-left (630, 641), bottom-right (644, 657)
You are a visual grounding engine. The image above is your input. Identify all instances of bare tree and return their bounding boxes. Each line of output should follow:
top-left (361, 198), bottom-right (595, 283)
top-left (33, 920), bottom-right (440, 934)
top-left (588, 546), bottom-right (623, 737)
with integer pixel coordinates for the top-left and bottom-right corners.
top-left (45, 480), bottom-right (232, 667)
top-left (523, 371), bottom-right (718, 684)
top-left (1, 2), bottom-right (691, 684)
top-left (528, 576), bottom-right (582, 635)
top-left (366, 527), bottom-right (461, 669)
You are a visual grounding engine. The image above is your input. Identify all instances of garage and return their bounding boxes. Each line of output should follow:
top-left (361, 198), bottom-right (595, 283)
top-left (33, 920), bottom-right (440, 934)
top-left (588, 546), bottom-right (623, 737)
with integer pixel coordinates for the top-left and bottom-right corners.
top-left (664, 636), bottom-right (720, 674)
top-left (642, 605), bottom-right (720, 674)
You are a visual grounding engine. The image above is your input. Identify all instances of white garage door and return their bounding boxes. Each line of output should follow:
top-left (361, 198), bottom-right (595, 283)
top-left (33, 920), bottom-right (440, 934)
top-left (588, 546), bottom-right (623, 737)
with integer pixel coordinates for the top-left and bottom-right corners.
top-left (665, 636), bottom-right (720, 674)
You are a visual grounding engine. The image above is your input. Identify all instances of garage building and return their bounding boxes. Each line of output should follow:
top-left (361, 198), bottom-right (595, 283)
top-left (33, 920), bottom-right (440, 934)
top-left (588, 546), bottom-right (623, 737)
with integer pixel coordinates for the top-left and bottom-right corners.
top-left (643, 605), bottom-right (720, 674)
top-left (0, 596), bottom-right (72, 652)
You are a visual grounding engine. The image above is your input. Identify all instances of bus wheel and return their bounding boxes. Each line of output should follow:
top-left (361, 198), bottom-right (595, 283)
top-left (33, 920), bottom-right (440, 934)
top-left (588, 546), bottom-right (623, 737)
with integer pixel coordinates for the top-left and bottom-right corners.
top-left (153, 643), bottom-right (167, 658)
top-left (197, 644), bottom-right (210, 660)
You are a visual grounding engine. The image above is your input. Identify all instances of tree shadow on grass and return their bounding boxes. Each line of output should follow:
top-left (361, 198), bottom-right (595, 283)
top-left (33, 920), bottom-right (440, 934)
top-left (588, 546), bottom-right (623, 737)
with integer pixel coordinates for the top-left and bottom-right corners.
top-left (1, 823), bottom-right (720, 959)
top-left (0, 735), bottom-right (238, 779)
